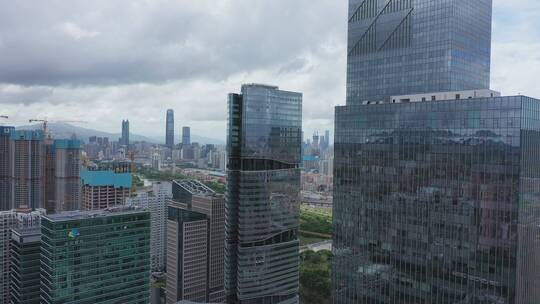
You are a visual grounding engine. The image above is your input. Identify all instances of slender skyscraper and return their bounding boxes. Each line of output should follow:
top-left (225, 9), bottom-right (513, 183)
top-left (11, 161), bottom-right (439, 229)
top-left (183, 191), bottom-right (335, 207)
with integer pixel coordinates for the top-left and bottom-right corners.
top-left (11, 130), bottom-right (44, 210)
top-left (334, 1), bottom-right (540, 303)
top-left (121, 119), bottom-right (130, 147)
top-left (53, 139), bottom-right (82, 211)
top-left (226, 84), bottom-right (302, 304)
top-left (0, 126), bottom-right (14, 210)
top-left (166, 109), bottom-right (175, 149)
top-left (182, 126), bottom-right (190, 146)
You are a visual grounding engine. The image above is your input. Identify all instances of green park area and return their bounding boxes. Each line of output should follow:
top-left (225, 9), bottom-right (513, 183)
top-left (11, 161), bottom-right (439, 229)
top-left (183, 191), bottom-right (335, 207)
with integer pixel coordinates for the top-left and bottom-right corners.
top-left (299, 206), bottom-right (332, 245)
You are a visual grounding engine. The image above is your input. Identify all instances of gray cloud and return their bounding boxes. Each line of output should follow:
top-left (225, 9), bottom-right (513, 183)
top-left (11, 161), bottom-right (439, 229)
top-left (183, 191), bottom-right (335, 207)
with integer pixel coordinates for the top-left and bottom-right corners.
top-left (0, 0), bottom-right (538, 142)
top-left (0, 0), bottom-right (346, 86)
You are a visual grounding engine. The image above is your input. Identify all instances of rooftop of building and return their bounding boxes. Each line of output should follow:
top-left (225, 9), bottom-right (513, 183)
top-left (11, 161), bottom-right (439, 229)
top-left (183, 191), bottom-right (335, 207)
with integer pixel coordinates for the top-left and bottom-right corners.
top-left (81, 167), bottom-right (132, 188)
top-left (11, 129), bottom-right (44, 140)
top-left (360, 89), bottom-right (503, 105)
top-left (42, 206), bottom-right (147, 222)
top-left (173, 179), bottom-right (215, 197)
top-left (54, 139), bottom-right (82, 149)
top-left (0, 126), bottom-right (15, 134)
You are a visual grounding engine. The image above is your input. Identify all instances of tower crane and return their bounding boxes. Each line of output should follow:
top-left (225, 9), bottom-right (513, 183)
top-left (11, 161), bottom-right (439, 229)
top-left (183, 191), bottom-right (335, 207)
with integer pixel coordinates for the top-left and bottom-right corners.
top-left (28, 118), bottom-right (88, 139)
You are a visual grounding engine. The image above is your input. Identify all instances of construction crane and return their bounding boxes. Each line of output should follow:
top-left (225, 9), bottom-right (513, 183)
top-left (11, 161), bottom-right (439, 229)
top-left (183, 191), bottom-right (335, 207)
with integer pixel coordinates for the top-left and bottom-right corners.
top-left (29, 118), bottom-right (88, 138)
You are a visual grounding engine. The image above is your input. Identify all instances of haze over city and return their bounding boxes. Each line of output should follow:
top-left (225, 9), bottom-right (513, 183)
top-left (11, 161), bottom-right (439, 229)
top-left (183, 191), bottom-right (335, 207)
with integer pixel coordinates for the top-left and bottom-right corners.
top-left (0, 0), bottom-right (538, 141)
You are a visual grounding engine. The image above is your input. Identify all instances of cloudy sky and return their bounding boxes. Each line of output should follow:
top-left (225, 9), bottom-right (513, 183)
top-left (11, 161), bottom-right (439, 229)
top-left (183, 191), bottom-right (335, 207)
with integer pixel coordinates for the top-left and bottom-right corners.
top-left (0, 0), bottom-right (539, 142)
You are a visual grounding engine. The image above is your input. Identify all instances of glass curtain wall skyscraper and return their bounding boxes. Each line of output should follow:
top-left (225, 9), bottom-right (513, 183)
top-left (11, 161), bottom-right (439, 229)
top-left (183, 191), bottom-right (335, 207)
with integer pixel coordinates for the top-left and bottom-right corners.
top-left (121, 119), bottom-right (130, 147)
top-left (225, 84), bottom-right (302, 304)
top-left (346, 0), bottom-right (491, 105)
top-left (333, 1), bottom-right (540, 303)
top-left (166, 109), bottom-right (175, 149)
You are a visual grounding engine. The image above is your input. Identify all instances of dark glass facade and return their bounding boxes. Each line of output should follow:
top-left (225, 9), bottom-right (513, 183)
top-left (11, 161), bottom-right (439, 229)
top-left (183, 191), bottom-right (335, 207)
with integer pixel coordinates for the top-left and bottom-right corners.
top-left (10, 228), bottom-right (41, 304)
top-left (166, 109), bottom-right (175, 149)
top-left (346, 0), bottom-right (492, 105)
top-left (333, 96), bottom-right (540, 303)
top-left (225, 84), bottom-right (302, 304)
top-left (0, 126), bottom-right (14, 211)
top-left (40, 209), bottom-right (151, 304)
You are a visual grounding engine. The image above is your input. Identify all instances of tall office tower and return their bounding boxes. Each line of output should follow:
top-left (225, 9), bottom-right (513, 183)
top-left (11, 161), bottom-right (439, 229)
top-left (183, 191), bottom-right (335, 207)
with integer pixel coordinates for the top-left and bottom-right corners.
top-left (126, 181), bottom-right (171, 272)
top-left (152, 152), bottom-right (161, 170)
top-left (166, 202), bottom-right (208, 303)
top-left (334, 1), bottom-right (540, 303)
top-left (10, 226), bottom-right (41, 303)
top-left (346, 0), bottom-right (492, 105)
top-left (121, 119), bottom-right (130, 146)
top-left (81, 167), bottom-right (132, 210)
top-left (0, 208), bottom-right (43, 304)
top-left (43, 141), bottom-right (56, 212)
top-left (169, 180), bottom-right (226, 303)
top-left (11, 130), bottom-right (44, 210)
top-left (166, 109), bottom-right (175, 149)
top-left (0, 212), bottom-right (17, 304)
top-left (54, 139), bottom-right (82, 212)
top-left (226, 84), bottom-right (302, 304)
top-left (182, 126), bottom-right (190, 146)
top-left (325, 130), bottom-right (330, 148)
top-left (40, 207), bottom-right (151, 304)
top-left (0, 126), bottom-right (14, 211)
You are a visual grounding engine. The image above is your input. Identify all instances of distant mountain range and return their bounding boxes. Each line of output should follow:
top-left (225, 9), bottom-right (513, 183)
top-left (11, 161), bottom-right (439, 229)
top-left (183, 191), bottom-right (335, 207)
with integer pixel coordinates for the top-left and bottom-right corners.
top-left (18, 123), bottom-right (224, 145)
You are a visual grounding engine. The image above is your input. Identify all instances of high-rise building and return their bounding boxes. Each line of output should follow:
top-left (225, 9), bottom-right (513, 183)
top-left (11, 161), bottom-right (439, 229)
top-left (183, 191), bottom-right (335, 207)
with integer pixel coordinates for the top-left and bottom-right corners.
top-left (81, 166), bottom-right (132, 210)
top-left (166, 202), bottom-right (208, 303)
top-left (10, 226), bottom-right (41, 304)
top-left (166, 109), bottom-right (175, 149)
top-left (182, 127), bottom-right (190, 146)
top-left (0, 126), bottom-right (14, 211)
top-left (168, 180), bottom-right (226, 303)
top-left (152, 153), bottom-right (161, 170)
top-left (0, 211), bottom-right (17, 304)
top-left (345, 0), bottom-right (492, 105)
top-left (11, 130), bottom-right (44, 210)
top-left (43, 140), bottom-right (55, 212)
top-left (225, 84), bottom-right (302, 304)
top-left (126, 181), bottom-right (171, 272)
top-left (53, 139), bottom-right (82, 212)
top-left (40, 207), bottom-right (151, 304)
top-left (0, 208), bottom-right (44, 304)
top-left (121, 119), bottom-right (130, 147)
top-left (333, 1), bottom-right (540, 303)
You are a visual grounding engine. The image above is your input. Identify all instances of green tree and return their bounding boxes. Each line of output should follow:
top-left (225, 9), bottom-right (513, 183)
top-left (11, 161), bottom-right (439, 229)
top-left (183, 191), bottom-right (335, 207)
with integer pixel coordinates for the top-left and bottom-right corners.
top-left (300, 250), bottom-right (331, 304)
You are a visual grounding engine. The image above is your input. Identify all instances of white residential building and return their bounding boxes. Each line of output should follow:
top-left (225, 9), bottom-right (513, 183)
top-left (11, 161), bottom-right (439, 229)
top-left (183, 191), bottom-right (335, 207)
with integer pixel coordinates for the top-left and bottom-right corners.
top-left (126, 182), bottom-right (171, 272)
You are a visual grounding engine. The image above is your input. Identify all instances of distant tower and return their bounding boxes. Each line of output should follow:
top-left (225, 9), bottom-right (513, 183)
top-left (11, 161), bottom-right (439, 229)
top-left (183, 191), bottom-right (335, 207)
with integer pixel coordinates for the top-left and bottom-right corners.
top-left (54, 139), bottom-right (82, 211)
top-left (312, 132), bottom-right (319, 149)
top-left (11, 130), bottom-right (44, 210)
top-left (182, 126), bottom-right (191, 146)
top-left (325, 130), bottom-right (330, 148)
top-left (166, 109), bottom-right (174, 149)
top-left (121, 120), bottom-right (130, 147)
top-left (0, 126), bottom-right (14, 211)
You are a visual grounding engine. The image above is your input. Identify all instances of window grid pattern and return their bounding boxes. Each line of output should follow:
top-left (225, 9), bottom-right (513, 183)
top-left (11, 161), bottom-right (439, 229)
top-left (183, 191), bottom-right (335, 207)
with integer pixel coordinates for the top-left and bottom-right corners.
top-left (333, 96), bottom-right (540, 303)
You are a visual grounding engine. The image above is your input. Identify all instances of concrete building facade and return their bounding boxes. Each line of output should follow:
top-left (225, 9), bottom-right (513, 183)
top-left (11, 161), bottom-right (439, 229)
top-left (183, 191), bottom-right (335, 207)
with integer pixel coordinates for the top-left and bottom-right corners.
top-left (81, 167), bottom-right (132, 210)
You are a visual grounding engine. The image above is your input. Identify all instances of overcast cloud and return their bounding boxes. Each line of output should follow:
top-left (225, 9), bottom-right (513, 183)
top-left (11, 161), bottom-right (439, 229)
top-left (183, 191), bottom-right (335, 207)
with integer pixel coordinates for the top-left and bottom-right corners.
top-left (0, 0), bottom-right (538, 142)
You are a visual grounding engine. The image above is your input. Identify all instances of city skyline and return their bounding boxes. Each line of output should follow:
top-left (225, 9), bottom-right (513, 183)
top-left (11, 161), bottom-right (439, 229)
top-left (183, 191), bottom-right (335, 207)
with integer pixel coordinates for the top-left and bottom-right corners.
top-left (0, 1), bottom-right (538, 141)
